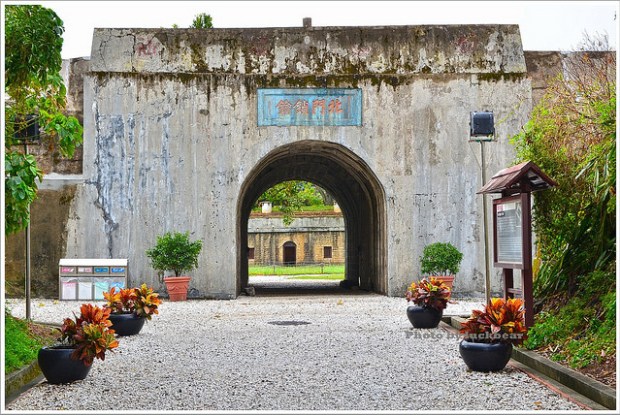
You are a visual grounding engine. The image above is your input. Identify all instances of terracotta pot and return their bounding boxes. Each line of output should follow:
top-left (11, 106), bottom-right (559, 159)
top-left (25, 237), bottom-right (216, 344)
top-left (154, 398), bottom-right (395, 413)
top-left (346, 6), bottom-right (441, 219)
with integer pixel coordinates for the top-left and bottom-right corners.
top-left (38, 346), bottom-right (92, 384)
top-left (163, 276), bottom-right (191, 301)
top-left (108, 312), bottom-right (146, 336)
top-left (431, 275), bottom-right (455, 290)
top-left (406, 305), bottom-right (443, 329)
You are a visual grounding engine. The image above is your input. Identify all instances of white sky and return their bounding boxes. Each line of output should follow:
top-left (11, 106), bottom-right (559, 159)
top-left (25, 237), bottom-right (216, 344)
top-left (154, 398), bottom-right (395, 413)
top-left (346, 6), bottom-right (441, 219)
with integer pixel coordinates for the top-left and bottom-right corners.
top-left (5, 0), bottom-right (619, 59)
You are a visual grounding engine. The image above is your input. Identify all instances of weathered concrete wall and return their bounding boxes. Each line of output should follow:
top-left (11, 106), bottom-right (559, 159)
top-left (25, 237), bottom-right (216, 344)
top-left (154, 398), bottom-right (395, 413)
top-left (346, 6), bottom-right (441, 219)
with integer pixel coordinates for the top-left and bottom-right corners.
top-left (248, 215), bottom-right (345, 265)
top-left (5, 187), bottom-right (77, 298)
top-left (64, 24), bottom-right (533, 298)
top-left (89, 26), bottom-right (526, 75)
top-left (524, 51), bottom-right (564, 106)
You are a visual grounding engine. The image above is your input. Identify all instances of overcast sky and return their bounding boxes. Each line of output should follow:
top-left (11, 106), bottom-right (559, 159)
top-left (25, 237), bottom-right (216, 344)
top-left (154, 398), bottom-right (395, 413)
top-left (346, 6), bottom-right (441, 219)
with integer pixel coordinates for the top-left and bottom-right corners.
top-left (6, 1), bottom-right (620, 58)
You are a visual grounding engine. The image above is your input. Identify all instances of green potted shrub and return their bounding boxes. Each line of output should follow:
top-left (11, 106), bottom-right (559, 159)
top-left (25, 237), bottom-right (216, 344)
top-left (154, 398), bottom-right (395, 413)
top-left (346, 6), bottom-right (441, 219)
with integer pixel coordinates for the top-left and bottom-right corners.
top-left (405, 277), bottom-right (451, 329)
top-left (146, 231), bottom-right (203, 301)
top-left (459, 297), bottom-right (528, 372)
top-left (103, 284), bottom-right (162, 336)
top-left (420, 242), bottom-right (463, 290)
top-left (38, 304), bottom-right (119, 384)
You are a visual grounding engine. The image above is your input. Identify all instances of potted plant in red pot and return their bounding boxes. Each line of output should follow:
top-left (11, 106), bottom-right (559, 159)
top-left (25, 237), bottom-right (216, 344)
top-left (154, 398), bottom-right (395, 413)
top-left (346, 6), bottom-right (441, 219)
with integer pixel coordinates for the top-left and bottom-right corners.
top-left (103, 283), bottom-right (162, 336)
top-left (420, 242), bottom-right (463, 290)
top-left (146, 231), bottom-right (203, 301)
top-left (38, 304), bottom-right (119, 384)
top-left (405, 277), bottom-right (451, 329)
top-left (459, 297), bottom-right (528, 372)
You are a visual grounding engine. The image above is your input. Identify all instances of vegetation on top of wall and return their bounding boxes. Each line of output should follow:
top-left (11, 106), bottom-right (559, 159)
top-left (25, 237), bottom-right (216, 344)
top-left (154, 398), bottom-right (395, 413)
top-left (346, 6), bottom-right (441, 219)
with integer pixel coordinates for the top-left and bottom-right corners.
top-left (190, 13), bottom-right (213, 29)
top-left (256, 181), bottom-right (331, 226)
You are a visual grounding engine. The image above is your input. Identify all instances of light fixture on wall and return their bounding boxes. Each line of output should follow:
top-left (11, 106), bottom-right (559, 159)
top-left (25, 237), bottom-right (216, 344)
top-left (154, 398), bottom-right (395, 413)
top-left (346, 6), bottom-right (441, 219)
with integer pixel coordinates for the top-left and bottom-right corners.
top-left (470, 111), bottom-right (495, 141)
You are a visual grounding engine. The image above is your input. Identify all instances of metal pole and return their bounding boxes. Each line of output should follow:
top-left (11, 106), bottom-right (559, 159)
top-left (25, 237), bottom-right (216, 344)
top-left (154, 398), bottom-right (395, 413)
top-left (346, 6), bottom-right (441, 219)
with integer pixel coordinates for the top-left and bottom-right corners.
top-left (26, 212), bottom-right (32, 320)
top-left (481, 141), bottom-right (491, 303)
top-left (24, 142), bottom-right (32, 320)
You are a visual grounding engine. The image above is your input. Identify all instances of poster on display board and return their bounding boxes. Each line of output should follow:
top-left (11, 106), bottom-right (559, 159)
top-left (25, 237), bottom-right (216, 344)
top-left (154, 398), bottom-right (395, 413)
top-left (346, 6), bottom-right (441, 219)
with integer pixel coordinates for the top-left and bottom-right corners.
top-left (494, 197), bottom-right (524, 268)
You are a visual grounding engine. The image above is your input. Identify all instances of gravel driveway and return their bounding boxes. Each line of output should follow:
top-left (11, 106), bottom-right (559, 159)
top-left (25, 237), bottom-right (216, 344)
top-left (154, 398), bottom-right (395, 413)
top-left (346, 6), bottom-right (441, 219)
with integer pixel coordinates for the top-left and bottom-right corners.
top-left (6, 290), bottom-right (581, 411)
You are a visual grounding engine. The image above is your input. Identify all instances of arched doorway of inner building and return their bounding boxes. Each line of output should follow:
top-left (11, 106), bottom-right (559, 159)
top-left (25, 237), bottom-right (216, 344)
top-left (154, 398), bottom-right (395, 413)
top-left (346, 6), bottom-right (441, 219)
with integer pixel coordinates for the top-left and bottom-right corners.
top-left (282, 241), bottom-right (297, 265)
top-left (236, 140), bottom-right (387, 296)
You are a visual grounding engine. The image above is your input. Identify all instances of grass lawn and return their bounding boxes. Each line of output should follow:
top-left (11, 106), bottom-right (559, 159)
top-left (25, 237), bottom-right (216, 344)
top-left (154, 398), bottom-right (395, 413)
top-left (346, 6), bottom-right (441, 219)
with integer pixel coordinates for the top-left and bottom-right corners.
top-left (249, 264), bottom-right (344, 276)
top-left (288, 274), bottom-right (344, 280)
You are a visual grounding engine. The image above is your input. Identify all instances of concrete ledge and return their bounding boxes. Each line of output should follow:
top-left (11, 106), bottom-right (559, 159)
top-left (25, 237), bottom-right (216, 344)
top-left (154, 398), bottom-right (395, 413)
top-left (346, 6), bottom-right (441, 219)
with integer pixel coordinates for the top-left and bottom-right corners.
top-left (4, 359), bottom-right (43, 404)
top-left (511, 347), bottom-right (616, 410)
top-left (38, 173), bottom-right (84, 190)
top-left (448, 316), bottom-right (616, 410)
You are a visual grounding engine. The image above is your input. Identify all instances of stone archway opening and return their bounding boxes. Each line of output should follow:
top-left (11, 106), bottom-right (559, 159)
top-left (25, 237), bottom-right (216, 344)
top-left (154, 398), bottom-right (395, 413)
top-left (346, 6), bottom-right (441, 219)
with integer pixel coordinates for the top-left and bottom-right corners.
top-left (237, 140), bottom-right (387, 296)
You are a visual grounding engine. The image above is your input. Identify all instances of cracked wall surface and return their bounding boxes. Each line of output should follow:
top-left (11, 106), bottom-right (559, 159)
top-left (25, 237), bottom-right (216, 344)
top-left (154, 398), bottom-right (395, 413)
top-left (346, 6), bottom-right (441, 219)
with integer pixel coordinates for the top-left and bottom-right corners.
top-left (63, 24), bottom-right (533, 298)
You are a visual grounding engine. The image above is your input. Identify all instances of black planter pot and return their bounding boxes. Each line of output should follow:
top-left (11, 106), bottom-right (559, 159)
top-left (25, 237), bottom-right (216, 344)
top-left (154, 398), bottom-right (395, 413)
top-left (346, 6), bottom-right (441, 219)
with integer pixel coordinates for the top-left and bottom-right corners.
top-left (108, 313), bottom-right (146, 336)
top-left (406, 305), bottom-right (443, 329)
top-left (38, 346), bottom-right (92, 384)
top-left (459, 340), bottom-right (513, 372)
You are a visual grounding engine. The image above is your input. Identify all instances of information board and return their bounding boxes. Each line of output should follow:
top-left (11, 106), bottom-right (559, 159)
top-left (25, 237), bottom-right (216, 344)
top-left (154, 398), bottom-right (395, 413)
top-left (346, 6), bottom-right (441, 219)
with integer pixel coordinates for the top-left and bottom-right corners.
top-left (494, 197), bottom-right (523, 267)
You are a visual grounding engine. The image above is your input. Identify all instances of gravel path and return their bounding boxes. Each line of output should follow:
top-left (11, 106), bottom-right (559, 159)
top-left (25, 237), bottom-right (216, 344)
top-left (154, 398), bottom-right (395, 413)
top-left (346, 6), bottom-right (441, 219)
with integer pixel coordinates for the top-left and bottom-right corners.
top-left (6, 292), bottom-right (582, 411)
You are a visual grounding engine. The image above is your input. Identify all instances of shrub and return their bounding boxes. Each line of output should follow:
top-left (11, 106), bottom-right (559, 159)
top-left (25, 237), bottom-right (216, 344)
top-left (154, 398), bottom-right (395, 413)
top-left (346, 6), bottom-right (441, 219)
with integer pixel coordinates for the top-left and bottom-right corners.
top-left (420, 242), bottom-right (463, 275)
top-left (146, 231), bottom-right (203, 276)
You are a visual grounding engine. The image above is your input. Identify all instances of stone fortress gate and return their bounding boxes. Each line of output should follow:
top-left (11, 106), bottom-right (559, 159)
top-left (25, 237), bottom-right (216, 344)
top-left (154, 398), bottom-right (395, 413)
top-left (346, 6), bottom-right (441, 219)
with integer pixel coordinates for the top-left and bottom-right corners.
top-left (62, 24), bottom-right (534, 299)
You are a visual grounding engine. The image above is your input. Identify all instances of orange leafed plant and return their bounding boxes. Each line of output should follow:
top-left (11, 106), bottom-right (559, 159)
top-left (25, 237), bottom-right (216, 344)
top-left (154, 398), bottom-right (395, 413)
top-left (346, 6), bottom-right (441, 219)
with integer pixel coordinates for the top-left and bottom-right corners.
top-left (406, 277), bottom-right (451, 311)
top-left (103, 287), bottom-right (137, 314)
top-left (460, 298), bottom-right (528, 346)
top-left (133, 283), bottom-right (162, 320)
top-left (103, 284), bottom-right (162, 320)
top-left (56, 304), bottom-right (119, 366)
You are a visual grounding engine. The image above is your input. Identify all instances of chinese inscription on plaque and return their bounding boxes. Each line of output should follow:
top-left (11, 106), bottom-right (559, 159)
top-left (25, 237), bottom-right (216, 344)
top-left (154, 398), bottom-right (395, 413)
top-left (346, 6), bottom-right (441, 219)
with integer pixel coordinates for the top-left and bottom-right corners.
top-left (257, 89), bottom-right (362, 126)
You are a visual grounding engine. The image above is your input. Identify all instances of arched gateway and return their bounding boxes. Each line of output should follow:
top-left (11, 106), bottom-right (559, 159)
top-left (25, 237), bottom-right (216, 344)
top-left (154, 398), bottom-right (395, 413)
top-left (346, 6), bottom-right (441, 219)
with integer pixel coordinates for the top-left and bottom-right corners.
top-left (237, 141), bottom-right (387, 295)
top-left (63, 24), bottom-right (532, 299)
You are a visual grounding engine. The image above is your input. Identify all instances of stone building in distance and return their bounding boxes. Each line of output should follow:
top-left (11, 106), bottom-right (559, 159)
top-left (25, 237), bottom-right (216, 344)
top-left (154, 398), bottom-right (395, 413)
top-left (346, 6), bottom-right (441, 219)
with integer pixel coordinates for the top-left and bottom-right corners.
top-left (248, 211), bottom-right (345, 266)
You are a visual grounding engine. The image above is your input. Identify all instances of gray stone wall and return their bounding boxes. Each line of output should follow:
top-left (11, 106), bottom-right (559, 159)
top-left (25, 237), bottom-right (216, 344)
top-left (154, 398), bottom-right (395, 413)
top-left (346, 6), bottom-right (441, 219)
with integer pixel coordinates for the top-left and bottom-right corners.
top-left (63, 24), bottom-right (533, 298)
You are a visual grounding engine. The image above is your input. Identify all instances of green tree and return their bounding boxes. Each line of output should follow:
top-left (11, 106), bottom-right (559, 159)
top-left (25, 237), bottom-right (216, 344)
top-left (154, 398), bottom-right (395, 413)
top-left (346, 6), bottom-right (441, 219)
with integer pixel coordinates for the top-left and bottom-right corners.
top-left (511, 45), bottom-right (615, 298)
top-left (4, 5), bottom-right (83, 235)
top-left (190, 13), bottom-right (213, 29)
top-left (257, 181), bottom-right (326, 226)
